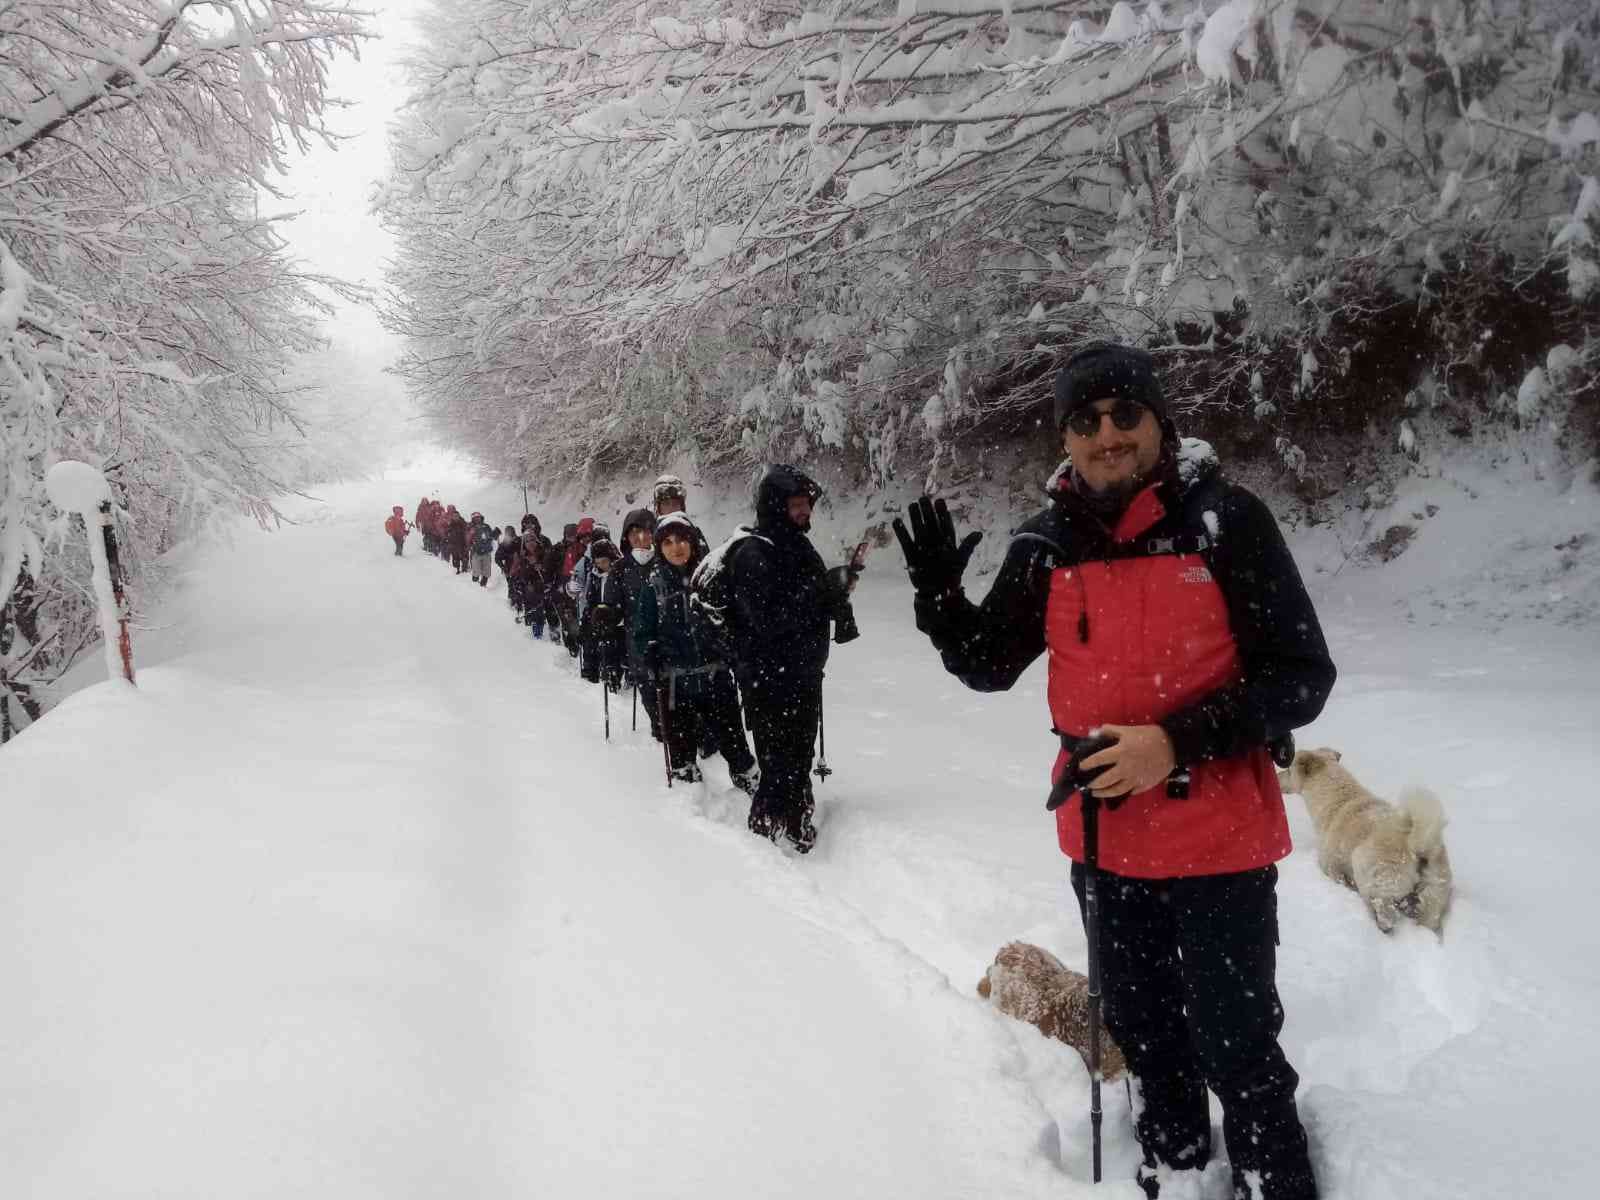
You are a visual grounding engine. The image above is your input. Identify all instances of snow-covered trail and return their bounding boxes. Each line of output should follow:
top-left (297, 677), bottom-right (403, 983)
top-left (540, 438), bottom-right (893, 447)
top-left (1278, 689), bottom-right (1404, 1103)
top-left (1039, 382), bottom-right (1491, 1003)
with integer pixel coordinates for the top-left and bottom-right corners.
top-left (4, 472), bottom-right (1599, 1198)
top-left (0, 488), bottom-right (1066, 1199)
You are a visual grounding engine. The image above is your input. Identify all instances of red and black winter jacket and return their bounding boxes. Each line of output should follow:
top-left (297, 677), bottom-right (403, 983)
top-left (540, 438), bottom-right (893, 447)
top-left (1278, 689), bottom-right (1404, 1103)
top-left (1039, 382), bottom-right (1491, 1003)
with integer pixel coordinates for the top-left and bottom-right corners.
top-left (914, 443), bottom-right (1335, 878)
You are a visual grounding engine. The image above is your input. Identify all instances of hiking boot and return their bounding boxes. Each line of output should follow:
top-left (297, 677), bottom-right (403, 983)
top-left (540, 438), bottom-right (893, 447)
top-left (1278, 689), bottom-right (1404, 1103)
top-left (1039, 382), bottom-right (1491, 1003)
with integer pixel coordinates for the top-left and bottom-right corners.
top-left (670, 764), bottom-right (703, 785)
top-left (747, 807), bottom-right (780, 842)
top-left (783, 807), bottom-right (818, 855)
top-left (730, 767), bottom-right (760, 797)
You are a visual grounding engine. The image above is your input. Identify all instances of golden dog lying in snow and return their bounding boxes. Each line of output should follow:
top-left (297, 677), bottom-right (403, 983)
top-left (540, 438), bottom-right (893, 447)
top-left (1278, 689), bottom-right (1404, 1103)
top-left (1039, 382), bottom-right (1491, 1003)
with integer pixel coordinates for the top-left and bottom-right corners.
top-left (1278, 747), bottom-right (1454, 934)
top-left (976, 941), bottom-right (1126, 1079)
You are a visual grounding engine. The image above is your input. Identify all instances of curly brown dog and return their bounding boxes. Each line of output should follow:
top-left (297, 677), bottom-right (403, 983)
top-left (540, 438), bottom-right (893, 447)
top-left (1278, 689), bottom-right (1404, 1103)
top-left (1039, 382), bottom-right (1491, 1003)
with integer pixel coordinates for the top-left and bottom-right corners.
top-left (977, 941), bottom-right (1126, 1079)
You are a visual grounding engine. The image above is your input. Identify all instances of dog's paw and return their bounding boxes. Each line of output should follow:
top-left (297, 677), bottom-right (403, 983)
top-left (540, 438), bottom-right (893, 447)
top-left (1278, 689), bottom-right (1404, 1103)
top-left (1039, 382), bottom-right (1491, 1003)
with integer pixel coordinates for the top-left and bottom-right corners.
top-left (1370, 899), bottom-right (1399, 933)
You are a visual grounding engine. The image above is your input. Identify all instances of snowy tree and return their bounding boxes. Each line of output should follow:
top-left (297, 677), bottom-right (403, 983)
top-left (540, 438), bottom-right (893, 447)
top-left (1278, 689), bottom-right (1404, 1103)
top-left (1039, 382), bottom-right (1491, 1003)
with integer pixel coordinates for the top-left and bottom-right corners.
top-left (380, 0), bottom-right (1599, 488)
top-left (1, 0), bottom-right (369, 737)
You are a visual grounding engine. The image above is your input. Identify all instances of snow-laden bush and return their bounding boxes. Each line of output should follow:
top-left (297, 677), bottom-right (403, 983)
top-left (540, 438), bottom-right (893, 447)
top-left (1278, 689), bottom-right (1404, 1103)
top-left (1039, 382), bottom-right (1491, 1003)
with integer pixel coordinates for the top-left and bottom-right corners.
top-left (379, 0), bottom-right (1600, 491)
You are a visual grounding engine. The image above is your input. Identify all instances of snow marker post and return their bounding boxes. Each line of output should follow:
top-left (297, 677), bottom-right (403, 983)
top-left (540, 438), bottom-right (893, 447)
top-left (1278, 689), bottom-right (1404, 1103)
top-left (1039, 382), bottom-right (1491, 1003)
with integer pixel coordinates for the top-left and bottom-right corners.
top-left (98, 501), bottom-right (136, 684)
top-left (44, 462), bottom-right (134, 686)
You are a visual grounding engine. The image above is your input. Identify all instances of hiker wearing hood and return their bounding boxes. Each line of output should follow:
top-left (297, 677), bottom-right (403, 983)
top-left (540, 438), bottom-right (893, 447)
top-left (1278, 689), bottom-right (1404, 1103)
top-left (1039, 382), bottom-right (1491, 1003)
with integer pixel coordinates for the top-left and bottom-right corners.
top-left (894, 343), bottom-right (1335, 1200)
top-left (495, 525), bottom-right (520, 591)
top-left (717, 464), bottom-right (859, 852)
top-left (633, 514), bottom-right (757, 789)
top-left (618, 508), bottom-right (661, 734)
top-left (579, 537), bottom-right (627, 686)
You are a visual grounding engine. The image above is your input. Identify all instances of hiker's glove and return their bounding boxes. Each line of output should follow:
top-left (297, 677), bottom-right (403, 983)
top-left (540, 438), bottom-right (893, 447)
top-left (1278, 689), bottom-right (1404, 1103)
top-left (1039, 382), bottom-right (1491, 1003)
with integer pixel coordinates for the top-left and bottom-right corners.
top-left (834, 605), bottom-right (860, 646)
top-left (892, 496), bottom-right (981, 597)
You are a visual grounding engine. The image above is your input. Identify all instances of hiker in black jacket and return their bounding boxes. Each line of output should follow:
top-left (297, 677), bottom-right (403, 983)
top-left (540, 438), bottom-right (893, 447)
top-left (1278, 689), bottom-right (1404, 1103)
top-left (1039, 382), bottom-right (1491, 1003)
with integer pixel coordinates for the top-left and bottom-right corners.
top-left (633, 515), bottom-right (757, 790)
top-left (618, 508), bottom-right (660, 736)
top-left (720, 464), bottom-right (859, 852)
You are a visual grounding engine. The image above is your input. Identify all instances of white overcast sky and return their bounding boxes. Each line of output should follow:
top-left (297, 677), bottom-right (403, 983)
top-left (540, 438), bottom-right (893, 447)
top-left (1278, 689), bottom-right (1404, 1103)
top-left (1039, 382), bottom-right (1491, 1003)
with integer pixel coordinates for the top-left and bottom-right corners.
top-left (266, 1), bottom-right (431, 450)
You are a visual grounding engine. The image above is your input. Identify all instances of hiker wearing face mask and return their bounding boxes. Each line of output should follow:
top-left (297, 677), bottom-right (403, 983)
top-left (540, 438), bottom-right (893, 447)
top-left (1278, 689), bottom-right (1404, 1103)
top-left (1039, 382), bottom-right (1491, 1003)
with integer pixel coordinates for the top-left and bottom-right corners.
top-left (618, 508), bottom-right (661, 735)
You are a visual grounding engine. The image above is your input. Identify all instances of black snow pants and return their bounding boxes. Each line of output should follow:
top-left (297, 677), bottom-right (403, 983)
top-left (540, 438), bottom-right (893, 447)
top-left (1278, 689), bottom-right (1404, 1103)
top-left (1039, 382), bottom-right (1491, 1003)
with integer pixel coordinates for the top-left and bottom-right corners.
top-left (1069, 863), bottom-right (1316, 1200)
top-left (739, 668), bottom-right (820, 832)
top-left (662, 668), bottom-right (754, 776)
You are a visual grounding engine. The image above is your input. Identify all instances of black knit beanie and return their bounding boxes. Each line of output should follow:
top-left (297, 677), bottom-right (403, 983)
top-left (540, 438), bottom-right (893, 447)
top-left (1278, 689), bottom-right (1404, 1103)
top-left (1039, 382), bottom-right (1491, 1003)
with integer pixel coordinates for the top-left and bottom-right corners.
top-left (1053, 343), bottom-right (1167, 430)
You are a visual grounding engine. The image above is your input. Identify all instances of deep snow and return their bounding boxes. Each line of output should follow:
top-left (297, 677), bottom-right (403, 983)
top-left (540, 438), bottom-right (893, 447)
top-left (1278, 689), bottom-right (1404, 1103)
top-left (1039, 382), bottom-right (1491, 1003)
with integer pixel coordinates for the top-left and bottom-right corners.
top-left (3, 452), bottom-right (1598, 1198)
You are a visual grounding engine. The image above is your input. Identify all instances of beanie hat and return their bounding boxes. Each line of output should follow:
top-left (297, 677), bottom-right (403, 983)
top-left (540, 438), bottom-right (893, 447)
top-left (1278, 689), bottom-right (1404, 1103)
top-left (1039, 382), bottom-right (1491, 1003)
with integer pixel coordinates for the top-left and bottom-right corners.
top-left (590, 537), bottom-right (619, 563)
top-left (654, 474), bottom-right (687, 507)
top-left (1053, 343), bottom-right (1167, 431)
top-left (653, 512), bottom-right (701, 551)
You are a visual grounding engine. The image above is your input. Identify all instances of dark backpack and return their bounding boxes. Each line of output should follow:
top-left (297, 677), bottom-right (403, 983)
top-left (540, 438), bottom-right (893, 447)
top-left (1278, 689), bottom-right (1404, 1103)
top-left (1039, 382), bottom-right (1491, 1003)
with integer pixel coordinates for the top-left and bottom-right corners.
top-left (687, 527), bottom-right (769, 664)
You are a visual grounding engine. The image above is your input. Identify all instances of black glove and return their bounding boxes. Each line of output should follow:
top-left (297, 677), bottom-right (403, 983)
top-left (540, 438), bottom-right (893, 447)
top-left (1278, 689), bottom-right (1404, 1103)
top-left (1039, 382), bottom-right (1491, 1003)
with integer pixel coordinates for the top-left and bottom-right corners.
top-left (892, 496), bottom-right (982, 597)
top-left (644, 640), bottom-right (662, 675)
top-left (834, 607), bottom-right (860, 645)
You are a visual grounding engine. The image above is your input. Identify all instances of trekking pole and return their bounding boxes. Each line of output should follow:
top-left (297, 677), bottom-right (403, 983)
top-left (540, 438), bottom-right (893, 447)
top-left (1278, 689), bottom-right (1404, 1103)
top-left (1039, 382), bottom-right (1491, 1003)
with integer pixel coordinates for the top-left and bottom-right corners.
top-left (632, 679), bottom-right (638, 732)
top-left (813, 688), bottom-right (832, 781)
top-left (1045, 732), bottom-right (1119, 1186)
top-left (601, 644), bottom-right (610, 741)
top-left (1083, 783), bottom-right (1104, 1184)
top-left (659, 670), bottom-right (675, 786)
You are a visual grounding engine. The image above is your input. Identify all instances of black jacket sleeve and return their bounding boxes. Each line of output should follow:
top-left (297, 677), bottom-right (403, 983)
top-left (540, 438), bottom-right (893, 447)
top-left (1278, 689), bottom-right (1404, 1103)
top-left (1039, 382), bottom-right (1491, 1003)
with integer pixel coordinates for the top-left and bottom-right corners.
top-left (912, 532), bottom-right (1049, 693)
top-left (1159, 486), bottom-right (1336, 765)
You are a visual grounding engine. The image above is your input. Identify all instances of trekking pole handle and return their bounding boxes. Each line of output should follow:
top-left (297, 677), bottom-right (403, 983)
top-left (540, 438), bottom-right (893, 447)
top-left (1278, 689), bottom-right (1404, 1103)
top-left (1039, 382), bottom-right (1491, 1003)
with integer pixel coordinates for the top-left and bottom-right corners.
top-left (1045, 731), bottom-right (1121, 812)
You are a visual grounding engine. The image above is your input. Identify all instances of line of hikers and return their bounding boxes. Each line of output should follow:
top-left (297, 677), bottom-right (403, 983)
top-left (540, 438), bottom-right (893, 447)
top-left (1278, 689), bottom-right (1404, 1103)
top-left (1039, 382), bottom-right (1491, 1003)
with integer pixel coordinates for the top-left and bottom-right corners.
top-left (387, 469), bottom-right (863, 854)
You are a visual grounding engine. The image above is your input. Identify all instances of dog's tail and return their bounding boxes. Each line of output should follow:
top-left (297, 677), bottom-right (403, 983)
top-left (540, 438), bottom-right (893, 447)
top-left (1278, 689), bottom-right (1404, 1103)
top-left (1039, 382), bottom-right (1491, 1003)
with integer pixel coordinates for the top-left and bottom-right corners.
top-left (1400, 785), bottom-right (1447, 857)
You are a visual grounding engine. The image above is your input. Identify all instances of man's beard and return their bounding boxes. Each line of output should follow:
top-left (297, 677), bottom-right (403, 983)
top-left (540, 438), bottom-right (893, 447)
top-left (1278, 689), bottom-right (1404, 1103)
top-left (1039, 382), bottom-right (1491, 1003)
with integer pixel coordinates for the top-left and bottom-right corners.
top-left (1074, 469), bottom-right (1142, 519)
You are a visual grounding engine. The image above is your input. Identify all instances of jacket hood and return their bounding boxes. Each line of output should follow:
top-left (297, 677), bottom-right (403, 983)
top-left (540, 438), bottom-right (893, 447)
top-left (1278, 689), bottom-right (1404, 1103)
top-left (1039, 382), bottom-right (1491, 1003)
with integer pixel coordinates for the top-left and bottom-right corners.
top-left (575, 517), bottom-right (595, 537)
top-left (622, 507), bottom-right (656, 541)
top-left (754, 463), bottom-right (822, 532)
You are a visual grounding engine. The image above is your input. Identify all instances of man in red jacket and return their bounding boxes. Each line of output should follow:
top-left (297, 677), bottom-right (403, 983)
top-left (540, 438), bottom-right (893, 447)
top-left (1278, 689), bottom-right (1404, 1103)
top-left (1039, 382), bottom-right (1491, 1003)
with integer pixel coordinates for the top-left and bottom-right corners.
top-left (895, 344), bottom-right (1334, 1200)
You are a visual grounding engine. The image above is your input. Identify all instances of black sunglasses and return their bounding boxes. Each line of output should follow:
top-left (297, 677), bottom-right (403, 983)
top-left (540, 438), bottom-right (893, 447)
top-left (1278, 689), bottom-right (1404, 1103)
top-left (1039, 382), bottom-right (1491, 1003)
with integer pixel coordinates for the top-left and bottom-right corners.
top-left (1065, 398), bottom-right (1147, 437)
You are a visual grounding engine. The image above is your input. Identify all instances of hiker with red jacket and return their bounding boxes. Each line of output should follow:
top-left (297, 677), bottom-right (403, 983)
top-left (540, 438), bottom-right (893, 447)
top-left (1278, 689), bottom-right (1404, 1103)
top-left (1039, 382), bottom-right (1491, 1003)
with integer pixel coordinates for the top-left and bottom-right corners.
top-left (422, 500), bottom-right (444, 557)
top-left (894, 344), bottom-right (1335, 1200)
top-left (384, 506), bottom-right (410, 556)
top-left (444, 505), bottom-right (469, 574)
top-left (413, 498), bottom-right (430, 551)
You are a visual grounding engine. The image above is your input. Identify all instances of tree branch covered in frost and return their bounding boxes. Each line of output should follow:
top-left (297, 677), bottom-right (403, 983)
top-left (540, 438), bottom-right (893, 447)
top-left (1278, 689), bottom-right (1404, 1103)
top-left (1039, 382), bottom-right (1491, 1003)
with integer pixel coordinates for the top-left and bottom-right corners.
top-left (1, 0), bottom-right (370, 736)
top-left (380, 0), bottom-right (1600, 490)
